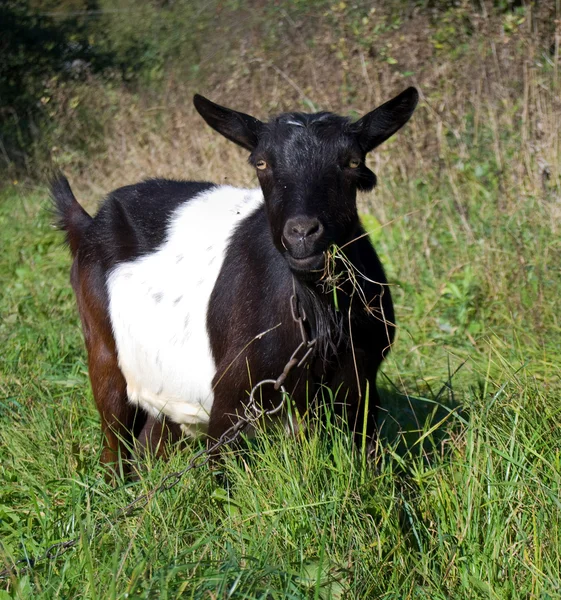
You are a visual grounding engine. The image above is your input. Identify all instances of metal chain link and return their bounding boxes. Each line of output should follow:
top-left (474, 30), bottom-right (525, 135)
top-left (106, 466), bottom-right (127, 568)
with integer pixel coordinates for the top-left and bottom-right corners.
top-left (0, 291), bottom-right (317, 580)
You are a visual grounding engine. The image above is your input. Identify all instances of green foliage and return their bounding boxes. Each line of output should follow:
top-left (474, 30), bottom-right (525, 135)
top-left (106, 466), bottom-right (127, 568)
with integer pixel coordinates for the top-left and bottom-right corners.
top-left (0, 0), bottom-right (115, 167)
top-left (429, 5), bottom-right (473, 57)
top-left (90, 0), bottom-right (219, 84)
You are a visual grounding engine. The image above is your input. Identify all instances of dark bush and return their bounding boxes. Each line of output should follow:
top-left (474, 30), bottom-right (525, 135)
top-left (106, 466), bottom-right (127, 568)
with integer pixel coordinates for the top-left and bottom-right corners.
top-left (0, 0), bottom-right (114, 168)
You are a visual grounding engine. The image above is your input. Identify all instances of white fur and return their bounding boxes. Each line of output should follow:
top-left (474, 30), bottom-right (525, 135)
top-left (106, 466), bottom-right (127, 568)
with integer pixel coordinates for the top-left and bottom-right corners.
top-left (107, 186), bottom-right (264, 436)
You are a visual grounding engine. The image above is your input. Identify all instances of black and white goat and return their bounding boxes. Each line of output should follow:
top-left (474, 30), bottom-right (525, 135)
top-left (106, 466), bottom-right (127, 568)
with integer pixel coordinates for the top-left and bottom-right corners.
top-left (53, 87), bottom-right (418, 472)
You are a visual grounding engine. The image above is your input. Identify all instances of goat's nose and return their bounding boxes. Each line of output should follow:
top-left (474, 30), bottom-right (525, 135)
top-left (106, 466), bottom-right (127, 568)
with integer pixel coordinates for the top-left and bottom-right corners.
top-left (283, 217), bottom-right (325, 256)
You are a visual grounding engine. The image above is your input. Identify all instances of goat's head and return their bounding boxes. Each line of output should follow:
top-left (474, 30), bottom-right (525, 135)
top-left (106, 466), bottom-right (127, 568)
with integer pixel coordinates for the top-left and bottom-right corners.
top-left (194, 88), bottom-right (418, 278)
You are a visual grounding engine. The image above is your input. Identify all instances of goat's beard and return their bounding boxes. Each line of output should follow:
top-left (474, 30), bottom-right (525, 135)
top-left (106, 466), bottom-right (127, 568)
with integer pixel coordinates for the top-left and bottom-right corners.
top-left (296, 282), bottom-right (347, 366)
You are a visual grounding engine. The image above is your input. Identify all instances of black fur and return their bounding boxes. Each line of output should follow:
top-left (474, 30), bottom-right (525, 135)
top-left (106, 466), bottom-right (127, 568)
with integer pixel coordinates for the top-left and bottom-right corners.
top-left (51, 174), bottom-right (93, 254)
top-left (208, 204), bottom-right (394, 421)
top-left (195, 90), bottom-right (417, 444)
top-left (80, 179), bottom-right (216, 269)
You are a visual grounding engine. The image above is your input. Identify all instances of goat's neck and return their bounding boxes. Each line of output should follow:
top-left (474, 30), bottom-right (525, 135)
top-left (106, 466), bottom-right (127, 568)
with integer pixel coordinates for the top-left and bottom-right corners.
top-left (294, 277), bottom-right (347, 363)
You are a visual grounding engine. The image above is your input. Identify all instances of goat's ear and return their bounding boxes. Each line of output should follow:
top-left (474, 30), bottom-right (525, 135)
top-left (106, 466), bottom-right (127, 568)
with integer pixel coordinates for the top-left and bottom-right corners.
top-left (193, 94), bottom-right (263, 152)
top-left (354, 87), bottom-right (419, 153)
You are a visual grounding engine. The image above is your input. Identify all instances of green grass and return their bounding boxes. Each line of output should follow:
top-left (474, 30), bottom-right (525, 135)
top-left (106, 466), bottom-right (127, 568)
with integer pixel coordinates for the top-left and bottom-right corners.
top-left (1, 175), bottom-right (560, 599)
top-left (2, 2), bottom-right (560, 596)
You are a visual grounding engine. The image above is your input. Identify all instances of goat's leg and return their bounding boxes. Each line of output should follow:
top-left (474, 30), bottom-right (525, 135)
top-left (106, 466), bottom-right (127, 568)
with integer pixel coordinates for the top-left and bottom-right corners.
top-left (206, 368), bottom-right (255, 467)
top-left (136, 416), bottom-right (183, 459)
top-left (86, 342), bottom-right (138, 477)
top-left (207, 398), bottom-right (244, 451)
top-left (328, 350), bottom-right (381, 454)
top-left (73, 262), bottom-right (140, 477)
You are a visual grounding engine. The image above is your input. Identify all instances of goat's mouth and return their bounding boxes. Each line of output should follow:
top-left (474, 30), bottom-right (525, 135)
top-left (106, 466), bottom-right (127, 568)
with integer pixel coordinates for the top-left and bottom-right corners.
top-left (286, 252), bottom-right (326, 275)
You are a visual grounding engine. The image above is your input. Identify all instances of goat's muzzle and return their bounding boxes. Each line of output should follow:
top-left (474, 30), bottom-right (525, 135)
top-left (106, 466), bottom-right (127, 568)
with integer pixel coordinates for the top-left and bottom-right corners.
top-left (282, 216), bottom-right (327, 275)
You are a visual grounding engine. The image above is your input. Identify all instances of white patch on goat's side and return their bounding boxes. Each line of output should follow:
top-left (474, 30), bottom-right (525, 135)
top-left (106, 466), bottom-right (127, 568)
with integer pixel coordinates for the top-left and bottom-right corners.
top-left (107, 186), bottom-right (264, 435)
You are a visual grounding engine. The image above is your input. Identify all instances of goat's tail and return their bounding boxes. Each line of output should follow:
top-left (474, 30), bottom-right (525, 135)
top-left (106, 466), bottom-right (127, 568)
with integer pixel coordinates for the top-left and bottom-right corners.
top-left (51, 174), bottom-right (93, 256)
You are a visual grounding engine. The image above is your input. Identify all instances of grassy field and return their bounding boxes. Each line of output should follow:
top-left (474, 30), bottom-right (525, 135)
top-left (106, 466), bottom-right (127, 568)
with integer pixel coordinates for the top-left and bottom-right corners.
top-left (1, 150), bottom-right (560, 597)
top-left (1, 2), bottom-right (561, 598)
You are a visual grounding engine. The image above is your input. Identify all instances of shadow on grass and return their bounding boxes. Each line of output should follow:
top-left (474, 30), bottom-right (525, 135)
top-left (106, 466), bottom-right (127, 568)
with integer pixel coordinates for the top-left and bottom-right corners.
top-left (377, 357), bottom-right (470, 458)
top-left (377, 375), bottom-right (466, 460)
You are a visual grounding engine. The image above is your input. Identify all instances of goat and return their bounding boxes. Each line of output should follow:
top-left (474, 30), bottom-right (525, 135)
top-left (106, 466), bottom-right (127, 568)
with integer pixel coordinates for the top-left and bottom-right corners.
top-left (53, 87), bottom-right (419, 473)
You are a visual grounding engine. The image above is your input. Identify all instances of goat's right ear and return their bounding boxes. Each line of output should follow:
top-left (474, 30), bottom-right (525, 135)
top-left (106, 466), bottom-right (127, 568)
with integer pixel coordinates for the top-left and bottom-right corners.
top-left (353, 87), bottom-right (419, 153)
top-left (193, 95), bottom-right (263, 152)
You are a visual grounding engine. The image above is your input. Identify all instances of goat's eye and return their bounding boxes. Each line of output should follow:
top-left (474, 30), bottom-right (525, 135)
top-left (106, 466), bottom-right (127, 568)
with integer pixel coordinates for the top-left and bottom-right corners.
top-left (348, 158), bottom-right (361, 169)
top-left (256, 160), bottom-right (268, 170)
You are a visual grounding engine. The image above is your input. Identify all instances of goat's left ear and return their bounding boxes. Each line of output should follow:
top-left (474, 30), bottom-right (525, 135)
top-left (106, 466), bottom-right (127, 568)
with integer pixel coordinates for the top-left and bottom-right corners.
top-left (193, 94), bottom-right (264, 152)
top-left (354, 87), bottom-right (419, 153)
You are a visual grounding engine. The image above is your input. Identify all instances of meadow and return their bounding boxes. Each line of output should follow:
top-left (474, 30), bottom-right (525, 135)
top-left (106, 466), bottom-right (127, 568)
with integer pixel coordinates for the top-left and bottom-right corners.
top-left (1, 1), bottom-right (560, 598)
